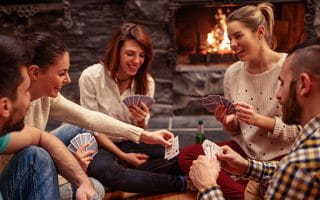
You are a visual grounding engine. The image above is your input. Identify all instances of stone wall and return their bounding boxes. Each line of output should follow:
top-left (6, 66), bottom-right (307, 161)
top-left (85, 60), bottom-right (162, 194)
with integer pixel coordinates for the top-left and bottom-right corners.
top-left (1, 0), bottom-right (319, 117)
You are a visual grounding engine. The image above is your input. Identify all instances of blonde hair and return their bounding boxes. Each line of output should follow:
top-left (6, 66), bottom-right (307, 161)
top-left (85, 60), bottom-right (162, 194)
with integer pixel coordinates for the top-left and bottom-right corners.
top-left (227, 2), bottom-right (276, 49)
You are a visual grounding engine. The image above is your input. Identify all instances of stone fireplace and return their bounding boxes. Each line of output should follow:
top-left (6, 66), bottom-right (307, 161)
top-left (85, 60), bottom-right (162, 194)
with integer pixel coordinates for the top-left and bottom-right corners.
top-left (1, 0), bottom-right (319, 117)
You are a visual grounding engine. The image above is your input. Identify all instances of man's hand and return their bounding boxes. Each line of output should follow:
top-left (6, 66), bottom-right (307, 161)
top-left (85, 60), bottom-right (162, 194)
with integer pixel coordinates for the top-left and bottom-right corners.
top-left (189, 155), bottom-right (220, 191)
top-left (217, 145), bottom-right (249, 176)
top-left (122, 152), bottom-right (149, 167)
top-left (140, 129), bottom-right (174, 147)
top-left (75, 179), bottom-right (97, 200)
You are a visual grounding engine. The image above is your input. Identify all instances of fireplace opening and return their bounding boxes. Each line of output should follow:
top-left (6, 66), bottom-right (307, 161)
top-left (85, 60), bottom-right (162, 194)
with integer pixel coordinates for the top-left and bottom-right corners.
top-left (175, 2), bottom-right (306, 69)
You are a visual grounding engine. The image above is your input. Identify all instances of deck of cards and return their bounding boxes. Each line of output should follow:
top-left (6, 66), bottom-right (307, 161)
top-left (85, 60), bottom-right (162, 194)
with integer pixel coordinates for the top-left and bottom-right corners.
top-left (202, 140), bottom-right (222, 170)
top-left (123, 95), bottom-right (155, 108)
top-left (202, 95), bottom-right (236, 114)
top-left (164, 136), bottom-right (180, 160)
top-left (67, 133), bottom-right (98, 157)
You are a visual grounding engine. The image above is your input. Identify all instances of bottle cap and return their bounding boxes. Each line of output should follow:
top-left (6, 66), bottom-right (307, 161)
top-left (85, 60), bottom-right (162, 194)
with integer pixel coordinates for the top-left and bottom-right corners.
top-left (198, 120), bottom-right (203, 125)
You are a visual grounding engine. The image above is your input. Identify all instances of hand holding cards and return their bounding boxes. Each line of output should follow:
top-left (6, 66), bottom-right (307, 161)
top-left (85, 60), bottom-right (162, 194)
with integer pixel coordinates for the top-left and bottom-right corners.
top-left (67, 133), bottom-right (98, 157)
top-left (202, 95), bottom-right (236, 114)
top-left (202, 140), bottom-right (222, 170)
top-left (164, 136), bottom-right (179, 160)
top-left (123, 95), bottom-right (155, 108)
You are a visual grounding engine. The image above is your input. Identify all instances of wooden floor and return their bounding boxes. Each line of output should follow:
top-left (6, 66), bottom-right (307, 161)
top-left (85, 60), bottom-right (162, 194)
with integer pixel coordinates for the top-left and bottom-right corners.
top-left (104, 191), bottom-right (197, 200)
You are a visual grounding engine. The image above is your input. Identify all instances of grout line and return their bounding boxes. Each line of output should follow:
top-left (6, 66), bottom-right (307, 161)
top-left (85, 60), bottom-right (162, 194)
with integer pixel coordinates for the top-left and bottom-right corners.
top-left (168, 116), bottom-right (173, 130)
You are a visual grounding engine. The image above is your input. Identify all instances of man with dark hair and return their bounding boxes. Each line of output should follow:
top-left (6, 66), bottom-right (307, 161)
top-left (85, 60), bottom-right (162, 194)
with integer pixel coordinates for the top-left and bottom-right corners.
top-left (0, 35), bottom-right (97, 199)
top-left (189, 39), bottom-right (320, 200)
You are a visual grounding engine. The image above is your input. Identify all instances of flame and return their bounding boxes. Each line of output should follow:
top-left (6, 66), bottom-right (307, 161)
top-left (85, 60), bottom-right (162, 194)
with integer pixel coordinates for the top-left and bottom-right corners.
top-left (206, 8), bottom-right (232, 54)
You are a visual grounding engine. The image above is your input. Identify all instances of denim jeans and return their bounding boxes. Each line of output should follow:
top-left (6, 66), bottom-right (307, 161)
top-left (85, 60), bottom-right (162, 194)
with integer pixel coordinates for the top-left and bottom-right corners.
top-left (52, 123), bottom-right (92, 146)
top-left (52, 124), bottom-right (105, 199)
top-left (53, 123), bottom-right (185, 194)
top-left (88, 142), bottom-right (185, 194)
top-left (0, 146), bottom-right (59, 200)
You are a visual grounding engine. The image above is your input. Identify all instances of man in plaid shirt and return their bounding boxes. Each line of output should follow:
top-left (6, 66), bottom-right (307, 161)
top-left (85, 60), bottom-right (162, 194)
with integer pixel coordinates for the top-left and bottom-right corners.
top-left (189, 40), bottom-right (320, 200)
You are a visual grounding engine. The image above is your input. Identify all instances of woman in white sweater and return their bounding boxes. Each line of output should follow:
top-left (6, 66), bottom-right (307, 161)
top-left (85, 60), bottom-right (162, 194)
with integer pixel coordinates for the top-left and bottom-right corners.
top-left (78, 23), bottom-right (187, 194)
top-left (179, 3), bottom-right (301, 200)
top-left (20, 31), bottom-right (176, 198)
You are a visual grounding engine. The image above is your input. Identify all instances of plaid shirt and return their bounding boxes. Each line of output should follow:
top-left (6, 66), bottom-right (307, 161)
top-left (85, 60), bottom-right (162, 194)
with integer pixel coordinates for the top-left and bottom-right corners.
top-left (198, 115), bottom-right (320, 200)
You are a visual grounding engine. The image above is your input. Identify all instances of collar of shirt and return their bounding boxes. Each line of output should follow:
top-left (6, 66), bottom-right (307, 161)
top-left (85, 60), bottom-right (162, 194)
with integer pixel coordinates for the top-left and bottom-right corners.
top-left (290, 114), bottom-right (320, 152)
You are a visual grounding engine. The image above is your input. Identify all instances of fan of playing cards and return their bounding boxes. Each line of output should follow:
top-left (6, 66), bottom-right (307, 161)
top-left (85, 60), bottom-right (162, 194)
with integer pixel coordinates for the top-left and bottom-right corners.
top-left (67, 133), bottom-right (98, 157)
top-left (202, 95), bottom-right (236, 114)
top-left (123, 95), bottom-right (155, 108)
top-left (202, 140), bottom-right (222, 171)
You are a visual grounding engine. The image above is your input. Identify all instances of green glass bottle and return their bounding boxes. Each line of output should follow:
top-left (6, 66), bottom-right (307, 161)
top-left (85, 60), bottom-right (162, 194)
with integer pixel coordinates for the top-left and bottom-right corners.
top-left (195, 120), bottom-right (205, 144)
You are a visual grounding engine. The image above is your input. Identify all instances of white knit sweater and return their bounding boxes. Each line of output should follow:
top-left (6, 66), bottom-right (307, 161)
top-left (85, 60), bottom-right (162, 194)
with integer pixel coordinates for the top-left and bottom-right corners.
top-left (24, 93), bottom-right (144, 143)
top-left (224, 53), bottom-right (300, 161)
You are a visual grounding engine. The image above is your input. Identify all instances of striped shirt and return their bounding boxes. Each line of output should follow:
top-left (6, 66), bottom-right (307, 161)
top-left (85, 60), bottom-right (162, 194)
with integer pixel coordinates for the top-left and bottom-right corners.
top-left (198, 115), bottom-right (320, 200)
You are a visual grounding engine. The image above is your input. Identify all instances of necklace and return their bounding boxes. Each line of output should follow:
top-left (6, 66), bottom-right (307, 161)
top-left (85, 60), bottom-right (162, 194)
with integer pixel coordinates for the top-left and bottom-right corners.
top-left (115, 76), bottom-right (133, 90)
top-left (115, 75), bottom-right (132, 83)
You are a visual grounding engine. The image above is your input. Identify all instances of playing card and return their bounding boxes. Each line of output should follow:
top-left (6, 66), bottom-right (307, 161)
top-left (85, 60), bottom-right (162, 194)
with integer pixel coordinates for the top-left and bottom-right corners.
top-left (67, 143), bottom-right (77, 153)
top-left (202, 140), bottom-right (222, 160)
top-left (68, 133), bottom-right (98, 157)
top-left (202, 95), bottom-right (235, 114)
top-left (164, 136), bottom-right (179, 160)
top-left (123, 95), bottom-right (155, 108)
top-left (86, 140), bottom-right (98, 157)
top-left (82, 132), bottom-right (92, 144)
top-left (134, 95), bottom-right (141, 105)
top-left (202, 140), bottom-right (222, 171)
top-left (70, 135), bottom-right (80, 149)
top-left (123, 97), bottom-right (130, 107)
top-left (202, 101), bottom-right (219, 112)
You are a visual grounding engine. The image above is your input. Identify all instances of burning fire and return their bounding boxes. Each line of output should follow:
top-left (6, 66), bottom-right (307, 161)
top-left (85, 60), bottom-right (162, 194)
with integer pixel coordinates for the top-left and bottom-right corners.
top-left (207, 8), bottom-right (232, 54)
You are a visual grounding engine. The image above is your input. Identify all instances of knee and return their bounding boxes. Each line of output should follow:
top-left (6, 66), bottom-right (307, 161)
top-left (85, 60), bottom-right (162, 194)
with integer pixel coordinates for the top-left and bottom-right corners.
top-left (22, 146), bottom-right (56, 171)
top-left (178, 144), bottom-right (203, 172)
top-left (89, 159), bottom-right (125, 185)
top-left (90, 178), bottom-right (105, 199)
top-left (52, 124), bottom-right (92, 145)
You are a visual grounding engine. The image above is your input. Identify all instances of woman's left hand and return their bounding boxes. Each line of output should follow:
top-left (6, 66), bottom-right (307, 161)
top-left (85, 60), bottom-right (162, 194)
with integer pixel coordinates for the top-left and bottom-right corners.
top-left (129, 101), bottom-right (149, 127)
top-left (235, 102), bottom-right (260, 126)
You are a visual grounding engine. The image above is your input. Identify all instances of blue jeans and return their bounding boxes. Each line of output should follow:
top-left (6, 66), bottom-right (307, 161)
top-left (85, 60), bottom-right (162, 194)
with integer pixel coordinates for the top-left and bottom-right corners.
top-left (52, 123), bottom-right (91, 146)
top-left (0, 146), bottom-right (59, 200)
top-left (53, 124), bottom-right (185, 194)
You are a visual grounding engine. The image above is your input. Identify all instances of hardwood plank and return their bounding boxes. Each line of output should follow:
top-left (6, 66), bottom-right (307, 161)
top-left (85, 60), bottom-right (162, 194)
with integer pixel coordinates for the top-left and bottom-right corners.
top-left (103, 192), bottom-right (197, 200)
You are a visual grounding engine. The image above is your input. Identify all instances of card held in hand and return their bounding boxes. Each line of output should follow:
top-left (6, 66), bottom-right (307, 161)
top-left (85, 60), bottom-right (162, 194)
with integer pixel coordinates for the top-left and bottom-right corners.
top-left (202, 95), bottom-right (236, 114)
top-left (67, 133), bottom-right (98, 157)
top-left (164, 136), bottom-right (180, 160)
top-left (123, 95), bottom-right (155, 108)
top-left (202, 139), bottom-right (222, 171)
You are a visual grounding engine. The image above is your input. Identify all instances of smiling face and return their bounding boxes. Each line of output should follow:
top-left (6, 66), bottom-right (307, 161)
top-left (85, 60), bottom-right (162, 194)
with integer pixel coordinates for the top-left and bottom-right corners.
top-left (118, 39), bottom-right (145, 78)
top-left (37, 51), bottom-right (71, 97)
top-left (227, 21), bottom-right (261, 61)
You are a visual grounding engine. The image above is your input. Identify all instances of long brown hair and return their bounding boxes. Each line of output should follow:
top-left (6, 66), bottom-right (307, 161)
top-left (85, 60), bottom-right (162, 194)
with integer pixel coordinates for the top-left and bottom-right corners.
top-left (101, 23), bottom-right (153, 95)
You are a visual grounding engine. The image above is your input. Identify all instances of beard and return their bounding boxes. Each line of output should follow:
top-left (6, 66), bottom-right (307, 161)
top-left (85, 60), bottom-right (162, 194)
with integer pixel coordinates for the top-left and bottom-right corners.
top-left (3, 117), bottom-right (25, 133)
top-left (282, 81), bottom-right (302, 125)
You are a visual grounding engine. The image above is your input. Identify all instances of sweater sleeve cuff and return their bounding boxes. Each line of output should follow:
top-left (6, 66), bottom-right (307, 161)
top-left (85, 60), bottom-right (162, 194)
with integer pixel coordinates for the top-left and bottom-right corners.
top-left (268, 117), bottom-right (283, 139)
top-left (126, 126), bottom-right (144, 143)
top-left (268, 117), bottom-right (298, 141)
